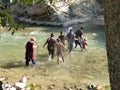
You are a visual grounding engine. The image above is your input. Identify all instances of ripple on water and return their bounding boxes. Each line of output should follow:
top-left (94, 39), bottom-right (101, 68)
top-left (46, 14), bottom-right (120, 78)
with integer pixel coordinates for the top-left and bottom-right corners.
top-left (1, 32), bottom-right (11, 37)
top-left (30, 31), bottom-right (39, 35)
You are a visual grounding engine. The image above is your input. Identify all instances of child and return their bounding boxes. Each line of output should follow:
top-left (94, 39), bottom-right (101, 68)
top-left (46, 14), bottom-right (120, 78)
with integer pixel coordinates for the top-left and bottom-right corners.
top-left (81, 38), bottom-right (88, 51)
top-left (56, 39), bottom-right (65, 64)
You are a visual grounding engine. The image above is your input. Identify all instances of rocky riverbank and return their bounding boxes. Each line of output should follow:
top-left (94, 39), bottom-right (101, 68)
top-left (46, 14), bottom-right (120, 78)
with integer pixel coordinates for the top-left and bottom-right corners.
top-left (8, 0), bottom-right (103, 27)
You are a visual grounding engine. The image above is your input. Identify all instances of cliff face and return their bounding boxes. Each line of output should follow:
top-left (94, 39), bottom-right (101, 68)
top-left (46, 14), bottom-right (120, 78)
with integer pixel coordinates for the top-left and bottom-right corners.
top-left (8, 0), bottom-right (103, 26)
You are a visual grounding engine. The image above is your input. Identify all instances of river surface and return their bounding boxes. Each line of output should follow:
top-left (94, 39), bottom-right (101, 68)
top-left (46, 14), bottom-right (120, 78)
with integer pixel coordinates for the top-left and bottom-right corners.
top-left (0, 21), bottom-right (110, 89)
top-left (0, 21), bottom-right (106, 65)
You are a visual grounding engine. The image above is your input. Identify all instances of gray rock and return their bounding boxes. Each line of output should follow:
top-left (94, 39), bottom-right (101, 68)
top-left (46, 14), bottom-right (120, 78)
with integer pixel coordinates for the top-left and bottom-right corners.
top-left (8, 1), bottom-right (103, 26)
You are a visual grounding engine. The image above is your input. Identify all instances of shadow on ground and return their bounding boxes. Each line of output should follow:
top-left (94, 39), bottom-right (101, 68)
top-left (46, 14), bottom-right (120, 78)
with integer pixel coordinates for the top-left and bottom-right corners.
top-left (1, 61), bottom-right (24, 69)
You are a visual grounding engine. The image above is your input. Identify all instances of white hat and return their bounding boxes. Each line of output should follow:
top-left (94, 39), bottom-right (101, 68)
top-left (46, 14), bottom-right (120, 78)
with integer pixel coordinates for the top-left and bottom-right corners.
top-left (66, 27), bottom-right (73, 34)
top-left (68, 27), bottom-right (72, 30)
top-left (84, 37), bottom-right (88, 41)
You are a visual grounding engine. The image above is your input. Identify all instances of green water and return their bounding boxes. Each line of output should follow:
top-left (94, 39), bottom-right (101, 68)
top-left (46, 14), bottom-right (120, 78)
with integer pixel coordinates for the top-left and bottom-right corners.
top-left (0, 21), bottom-right (106, 66)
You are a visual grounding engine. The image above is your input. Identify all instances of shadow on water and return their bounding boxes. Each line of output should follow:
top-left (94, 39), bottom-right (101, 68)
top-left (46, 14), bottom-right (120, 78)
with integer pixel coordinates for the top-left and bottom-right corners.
top-left (1, 61), bottom-right (24, 69)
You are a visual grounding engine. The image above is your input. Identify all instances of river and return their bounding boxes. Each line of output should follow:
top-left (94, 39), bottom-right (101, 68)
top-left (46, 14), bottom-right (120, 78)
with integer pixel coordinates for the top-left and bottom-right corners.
top-left (0, 20), bottom-right (106, 65)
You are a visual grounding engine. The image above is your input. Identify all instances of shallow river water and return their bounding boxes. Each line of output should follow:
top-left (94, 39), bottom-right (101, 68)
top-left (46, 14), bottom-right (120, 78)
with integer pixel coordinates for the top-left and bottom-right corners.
top-left (0, 21), bottom-right (106, 64)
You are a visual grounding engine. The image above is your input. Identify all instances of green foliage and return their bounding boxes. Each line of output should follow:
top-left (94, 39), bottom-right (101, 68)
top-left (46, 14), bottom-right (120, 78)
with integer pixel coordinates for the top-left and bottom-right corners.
top-left (0, 0), bottom-right (58, 34)
top-left (0, 8), bottom-right (13, 26)
top-left (10, 0), bottom-right (58, 5)
top-left (104, 85), bottom-right (111, 90)
top-left (0, 3), bottom-right (24, 35)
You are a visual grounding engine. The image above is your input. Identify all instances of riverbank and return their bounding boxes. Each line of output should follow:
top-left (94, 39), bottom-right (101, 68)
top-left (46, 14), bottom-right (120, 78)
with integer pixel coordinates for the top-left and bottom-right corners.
top-left (17, 17), bottom-right (104, 27)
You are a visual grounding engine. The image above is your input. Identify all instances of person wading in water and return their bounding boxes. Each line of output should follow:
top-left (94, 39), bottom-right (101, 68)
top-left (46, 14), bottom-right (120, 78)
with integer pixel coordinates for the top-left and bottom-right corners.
top-left (43, 33), bottom-right (56, 60)
top-left (55, 38), bottom-right (65, 64)
top-left (25, 37), bottom-right (37, 66)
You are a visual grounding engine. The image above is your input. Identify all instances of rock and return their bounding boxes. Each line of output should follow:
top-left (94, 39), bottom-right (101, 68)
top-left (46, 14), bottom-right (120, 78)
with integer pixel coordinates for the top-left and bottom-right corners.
top-left (4, 82), bottom-right (11, 88)
top-left (0, 78), bottom-right (5, 81)
top-left (48, 85), bottom-right (54, 89)
top-left (96, 84), bottom-right (103, 90)
top-left (68, 88), bottom-right (72, 90)
top-left (8, 1), bottom-right (103, 26)
top-left (87, 84), bottom-right (96, 89)
top-left (15, 82), bottom-right (26, 89)
top-left (9, 3), bottom-right (25, 15)
top-left (26, 3), bottom-right (56, 16)
top-left (52, 84), bottom-right (56, 86)
top-left (21, 76), bottom-right (27, 83)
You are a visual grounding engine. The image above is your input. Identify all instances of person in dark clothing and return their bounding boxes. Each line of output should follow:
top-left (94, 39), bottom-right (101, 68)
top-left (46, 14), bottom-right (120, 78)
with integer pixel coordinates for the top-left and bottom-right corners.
top-left (67, 29), bottom-right (74, 53)
top-left (0, 81), bottom-right (3, 90)
top-left (75, 26), bottom-right (84, 39)
top-left (25, 37), bottom-right (37, 66)
top-left (74, 26), bottom-right (84, 48)
top-left (58, 31), bottom-right (65, 45)
top-left (43, 33), bottom-right (56, 60)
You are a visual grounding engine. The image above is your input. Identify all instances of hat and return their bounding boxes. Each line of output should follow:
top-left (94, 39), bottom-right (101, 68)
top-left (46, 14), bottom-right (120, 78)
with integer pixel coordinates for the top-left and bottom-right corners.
top-left (84, 37), bottom-right (88, 41)
top-left (31, 37), bottom-right (36, 41)
top-left (68, 27), bottom-right (72, 30)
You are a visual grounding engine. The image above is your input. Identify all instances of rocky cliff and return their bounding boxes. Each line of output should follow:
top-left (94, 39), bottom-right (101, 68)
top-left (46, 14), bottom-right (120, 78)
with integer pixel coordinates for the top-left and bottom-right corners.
top-left (8, 0), bottom-right (103, 26)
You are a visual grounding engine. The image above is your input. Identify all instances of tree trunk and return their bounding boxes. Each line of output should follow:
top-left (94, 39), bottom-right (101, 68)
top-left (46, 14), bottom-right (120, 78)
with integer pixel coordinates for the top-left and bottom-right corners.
top-left (103, 0), bottom-right (120, 90)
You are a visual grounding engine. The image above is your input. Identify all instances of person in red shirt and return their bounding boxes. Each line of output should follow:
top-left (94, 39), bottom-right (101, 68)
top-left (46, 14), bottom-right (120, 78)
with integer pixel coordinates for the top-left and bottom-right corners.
top-left (25, 37), bottom-right (37, 66)
top-left (81, 38), bottom-right (88, 51)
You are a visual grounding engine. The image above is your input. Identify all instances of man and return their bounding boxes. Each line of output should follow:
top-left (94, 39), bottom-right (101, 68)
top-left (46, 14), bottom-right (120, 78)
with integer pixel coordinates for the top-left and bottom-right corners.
top-left (58, 31), bottom-right (65, 45)
top-left (25, 37), bottom-right (37, 66)
top-left (43, 33), bottom-right (56, 60)
top-left (67, 28), bottom-right (74, 53)
top-left (75, 26), bottom-right (84, 39)
top-left (74, 26), bottom-right (84, 48)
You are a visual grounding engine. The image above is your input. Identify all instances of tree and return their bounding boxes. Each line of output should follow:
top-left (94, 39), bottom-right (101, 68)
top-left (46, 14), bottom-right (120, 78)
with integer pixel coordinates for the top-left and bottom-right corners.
top-left (0, 0), bottom-right (58, 34)
top-left (0, 3), bottom-right (21, 34)
top-left (103, 0), bottom-right (120, 90)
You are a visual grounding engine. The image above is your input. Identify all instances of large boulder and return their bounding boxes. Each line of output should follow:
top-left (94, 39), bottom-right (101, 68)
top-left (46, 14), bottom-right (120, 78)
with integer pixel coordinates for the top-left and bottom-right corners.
top-left (8, 0), bottom-right (103, 26)
top-left (9, 3), bottom-right (25, 15)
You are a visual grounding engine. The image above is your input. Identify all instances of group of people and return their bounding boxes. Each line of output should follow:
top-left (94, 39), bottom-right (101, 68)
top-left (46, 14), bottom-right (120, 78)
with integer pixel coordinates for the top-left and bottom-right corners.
top-left (66, 26), bottom-right (88, 52)
top-left (43, 33), bottom-right (65, 65)
top-left (25, 26), bottom-right (88, 66)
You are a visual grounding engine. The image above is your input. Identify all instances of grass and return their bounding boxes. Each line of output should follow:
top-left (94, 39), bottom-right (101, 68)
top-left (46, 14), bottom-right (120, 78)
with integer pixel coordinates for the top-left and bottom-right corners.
top-left (0, 21), bottom-right (110, 90)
